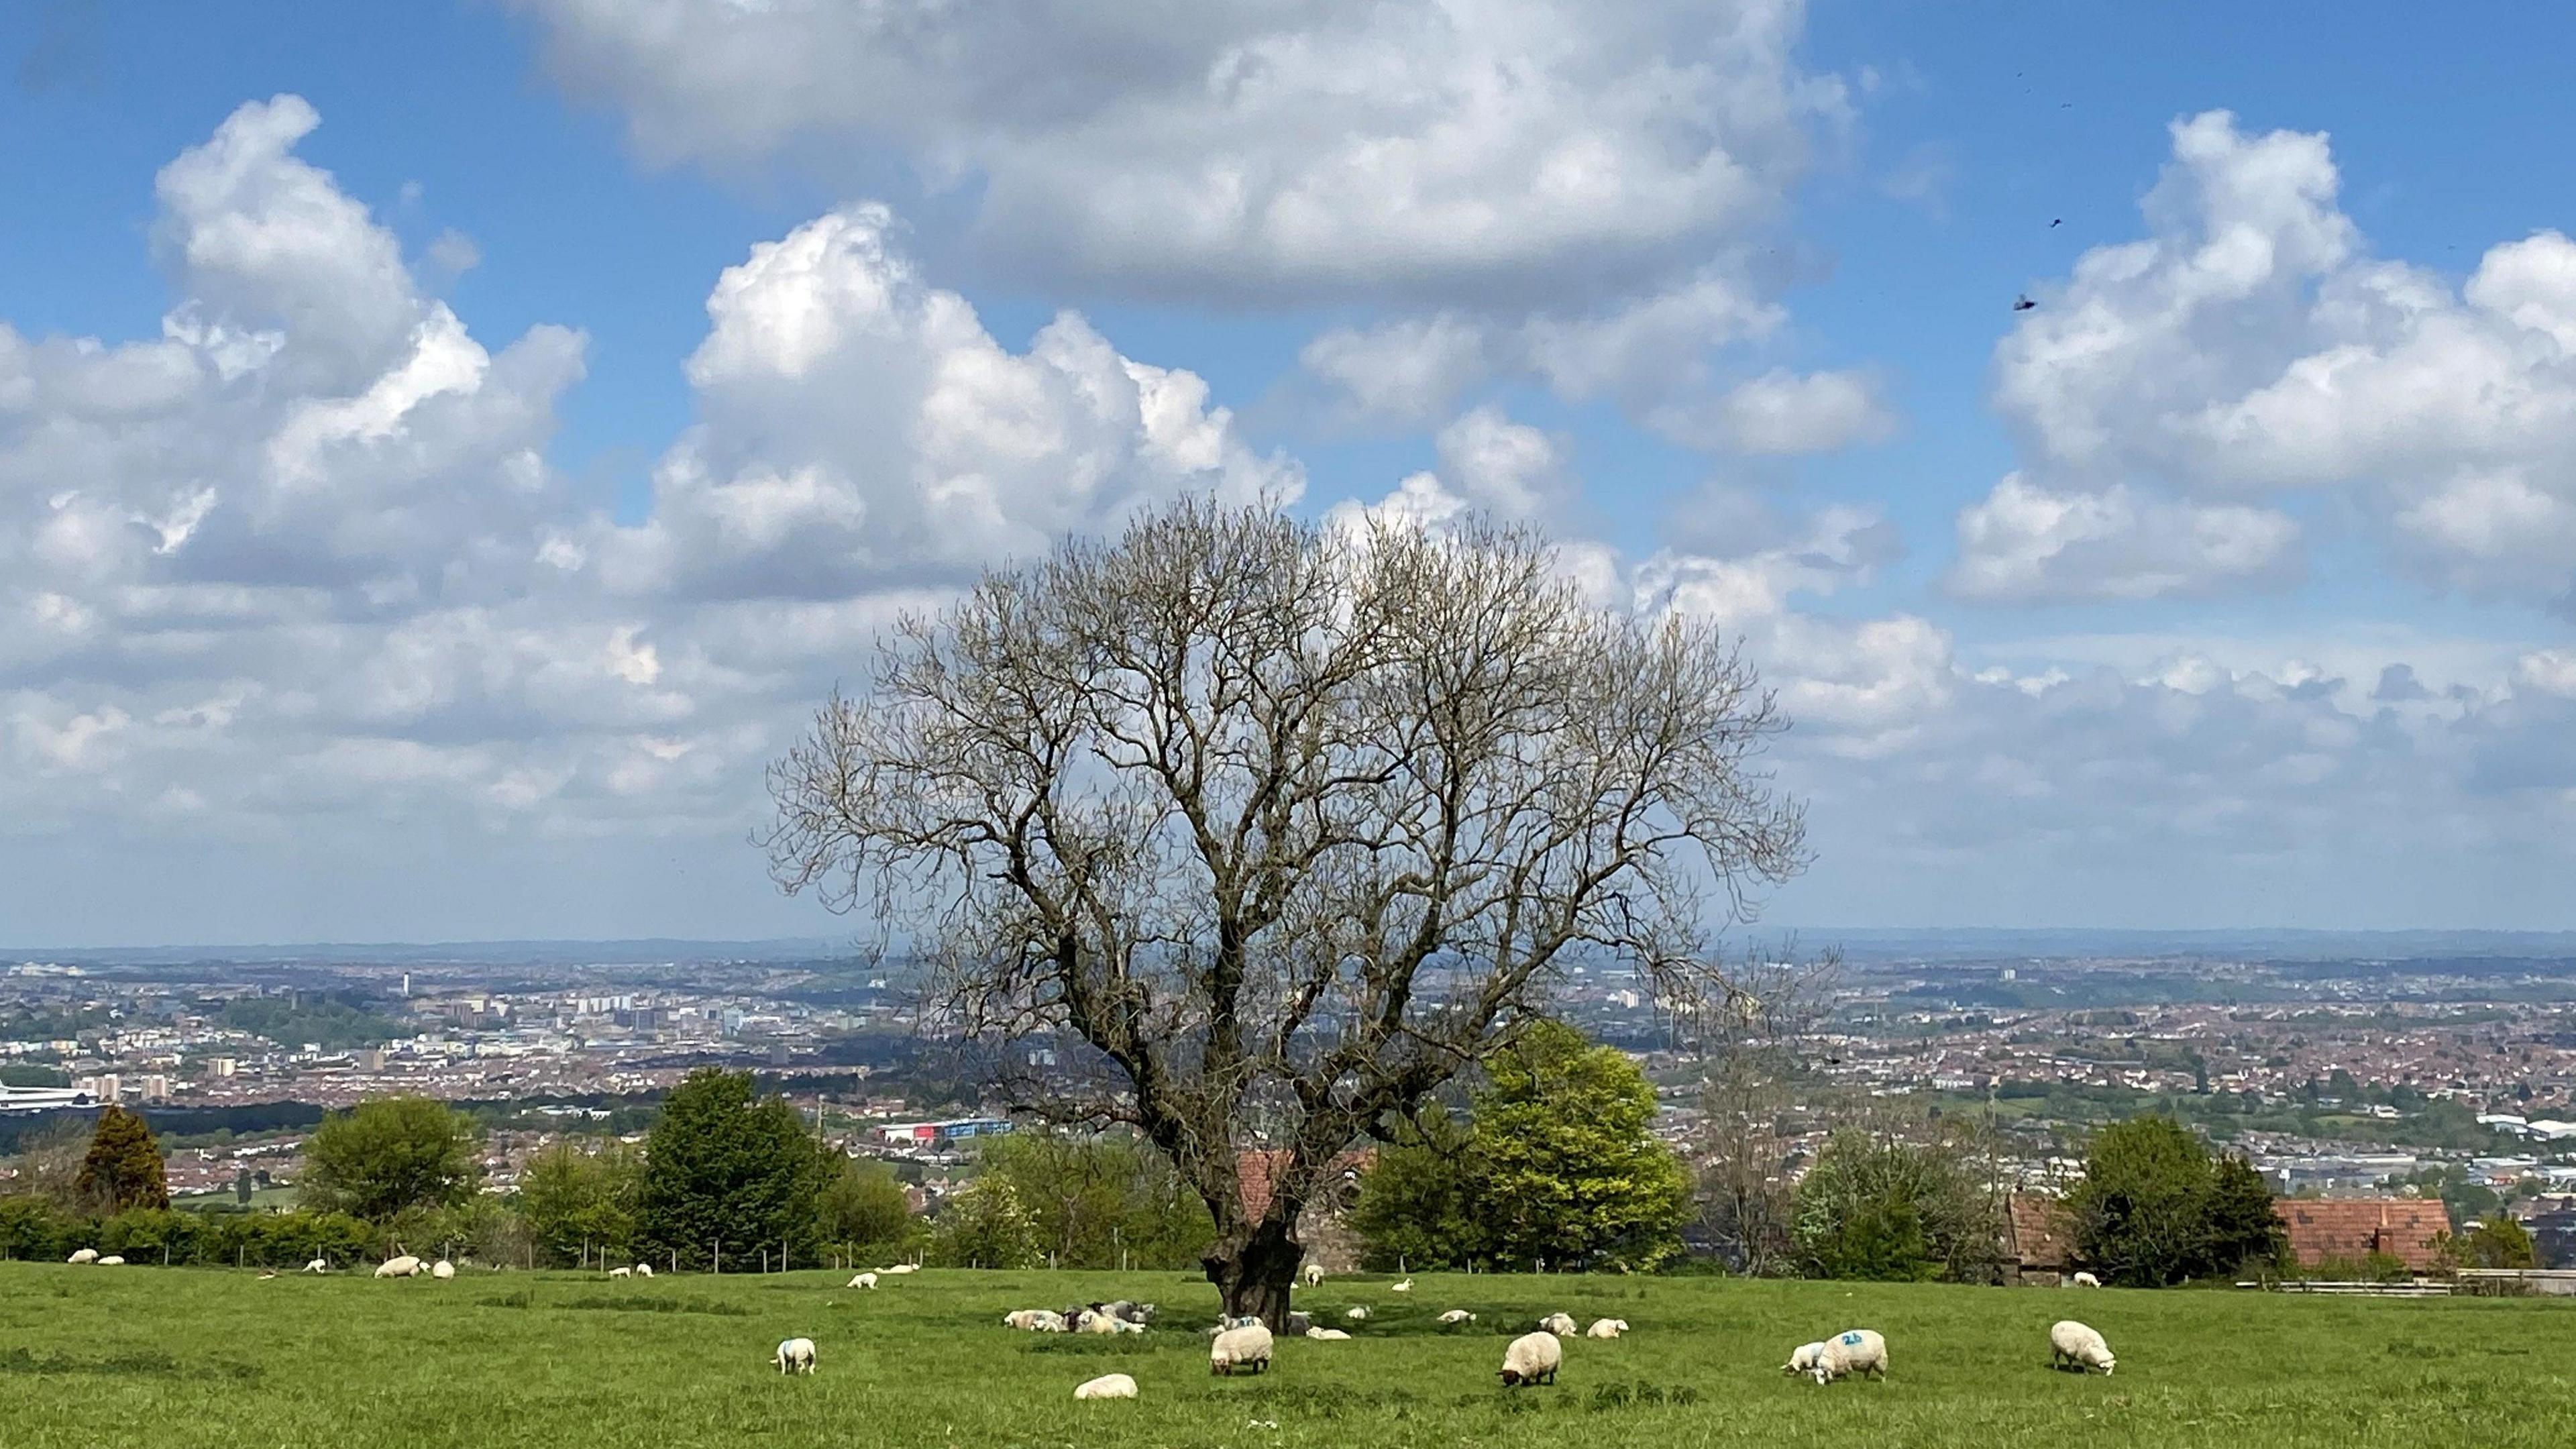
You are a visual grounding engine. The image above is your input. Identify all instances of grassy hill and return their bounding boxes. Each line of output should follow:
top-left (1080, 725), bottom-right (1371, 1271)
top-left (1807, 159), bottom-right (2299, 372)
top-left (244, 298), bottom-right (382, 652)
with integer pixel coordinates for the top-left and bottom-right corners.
top-left (0, 1264), bottom-right (2569, 1447)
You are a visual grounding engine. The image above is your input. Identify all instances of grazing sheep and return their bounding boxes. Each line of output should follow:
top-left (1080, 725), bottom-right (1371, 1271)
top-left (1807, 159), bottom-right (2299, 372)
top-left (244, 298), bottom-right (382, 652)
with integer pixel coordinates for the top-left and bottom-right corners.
top-left (2049, 1320), bottom-right (2115, 1375)
top-left (375, 1255), bottom-right (422, 1279)
top-left (1073, 1373), bottom-right (1138, 1401)
top-left (1499, 1332), bottom-right (1562, 1387)
top-left (2070, 1271), bottom-right (2102, 1288)
top-left (301, 1257), bottom-right (329, 1274)
top-left (775, 1338), bottom-right (817, 1375)
top-left (635, 1264), bottom-right (652, 1277)
top-left (1210, 1323), bottom-right (1274, 1376)
top-left (1392, 1277), bottom-right (1413, 1292)
top-left (1303, 1264), bottom-right (1324, 1287)
top-left (1808, 1328), bottom-right (1888, 1385)
top-left (1538, 1312), bottom-right (1577, 1336)
top-left (66, 1249), bottom-right (97, 1265)
top-left (96, 1255), bottom-right (125, 1267)
top-left (849, 1273), bottom-right (878, 1289)
top-left (1782, 1342), bottom-right (1827, 1377)
top-left (1344, 1305), bottom-right (1370, 1321)
top-left (607, 1266), bottom-right (633, 1279)
top-left (1305, 1327), bottom-right (1352, 1340)
top-left (1438, 1309), bottom-right (1477, 1325)
top-left (1585, 1319), bottom-right (1627, 1340)
top-left (431, 1259), bottom-right (455, 1280)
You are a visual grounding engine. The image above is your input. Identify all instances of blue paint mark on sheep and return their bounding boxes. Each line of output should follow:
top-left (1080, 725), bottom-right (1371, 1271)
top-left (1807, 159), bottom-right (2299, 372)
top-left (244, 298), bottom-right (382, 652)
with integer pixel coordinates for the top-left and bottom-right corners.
top-left (1840, 1332), bottom-right (1864, 1346)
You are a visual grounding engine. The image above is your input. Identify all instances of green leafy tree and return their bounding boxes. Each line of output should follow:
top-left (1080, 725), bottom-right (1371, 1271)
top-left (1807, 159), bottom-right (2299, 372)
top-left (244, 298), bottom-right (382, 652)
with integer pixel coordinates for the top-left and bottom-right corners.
top-left (967, 1131), bottom-right (1210, 1269)
top-left (815, 1157), bottom-right (920, 1262)
top-left (2446, 1212), bottom-right (2538, 1270)
top-left (929, 1175), bottom-right (1041, 1269)
top-left (519, 1141), bottom-right (643, 1266)
top-left (635, 1069), bottom-right (835, 1271)
top-left (1349, 1108), bottom-right (1482, 1271)
top-left (299, 1097), bottom-right (481, 1222)
top-left (1791, 1126), bottom-right (2004, 1281)
top-left (2067, 1115), bottom-right (2282, 1286)
top-left (1470, 1022), bottom-right (1693, 1271)
top-left (75, 1105), bottom-right (169, 1213)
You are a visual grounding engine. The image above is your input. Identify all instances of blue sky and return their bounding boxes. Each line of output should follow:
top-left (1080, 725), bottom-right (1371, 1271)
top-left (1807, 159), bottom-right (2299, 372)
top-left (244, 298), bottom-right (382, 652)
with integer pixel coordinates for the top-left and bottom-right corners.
top-left (2, 1), bottom-right (2571, 945)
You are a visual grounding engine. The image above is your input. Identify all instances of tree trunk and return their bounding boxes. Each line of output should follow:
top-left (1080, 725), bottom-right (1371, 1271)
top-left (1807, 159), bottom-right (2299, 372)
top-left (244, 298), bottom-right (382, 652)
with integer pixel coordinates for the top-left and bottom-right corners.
top-left (1205, 1213), bottom-right (1301, 1329)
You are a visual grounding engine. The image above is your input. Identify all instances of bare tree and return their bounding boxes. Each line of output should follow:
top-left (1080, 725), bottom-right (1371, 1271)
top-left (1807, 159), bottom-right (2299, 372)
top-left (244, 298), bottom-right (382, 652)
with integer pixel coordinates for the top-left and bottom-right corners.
top-left (763, 499), bottom-right (1807, 1324)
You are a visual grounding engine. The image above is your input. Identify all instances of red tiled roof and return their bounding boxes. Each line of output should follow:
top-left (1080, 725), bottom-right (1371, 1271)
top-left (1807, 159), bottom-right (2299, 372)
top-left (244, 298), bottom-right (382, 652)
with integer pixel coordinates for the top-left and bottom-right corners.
top-left (1237, 1148), bottom-right (1375, 1221)
top-left (2275, 1197), bottom-right (2449, 1271)
top-left (2006, 1193), bottom-right (2074, 1270)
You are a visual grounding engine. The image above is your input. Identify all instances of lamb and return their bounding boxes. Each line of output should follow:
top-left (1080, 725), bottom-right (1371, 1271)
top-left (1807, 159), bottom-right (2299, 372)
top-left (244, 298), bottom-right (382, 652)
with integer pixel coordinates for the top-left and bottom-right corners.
top-left (1538, 1312), bottom-right (1577, 1336)
top-left (1807, 1328), bottom-right (1888, 1385)
top-left (301, 1257), bottom-right (329, 1274)
top-left (1392, 1277), bottom-right (1413, 1292)
top-left (635, 1264), bottom-right (653, 1277)
top-left (775, 1338), bottom-right (817, 1375)
top-left (430, 1259), bottom-right (455, 1280)
top-left (1210, 1323), bottom-right (1274, 1376)
top-left (1438, 1309), bottom-right (1477, 1325)
top-left (96, 1255), bottom-right (125, 1267)
top-left (1344, 1305), bottom-right (1370, 1320)
top-left (2070, 1271), bottom-right (2102, 1288)
top-left (1073, 1373), bottom-right (1138, 1401)
top-left (2049, 1320), bottom-right (2114, 1375)
top-left (1585, 1319), bottom-right (1627, 1340)
top-left (1782, 1342), bottom-right (1826, 1377)
top-left (849, 1273), bottom-right (878, 1289)
top-left (607, 1266), bottom-right (633, 1279)
top-left (1304, 1327), bottom-right (1352, 1340)
top-left (1499, 1331), bottom-right (1562, 1387)
top-left (66, 1249), bottom-right (97, 1265)
top-left (1303, 1263), bottom-right (1324, 1287)
top-left (375, 1255), bottom-right (423, 1279)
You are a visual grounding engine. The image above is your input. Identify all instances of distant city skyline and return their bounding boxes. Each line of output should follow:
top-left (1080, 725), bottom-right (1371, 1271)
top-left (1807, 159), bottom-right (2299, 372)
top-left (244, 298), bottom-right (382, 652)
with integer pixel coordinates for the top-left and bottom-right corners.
top-left (5, 3), bottom-right (2574, 945)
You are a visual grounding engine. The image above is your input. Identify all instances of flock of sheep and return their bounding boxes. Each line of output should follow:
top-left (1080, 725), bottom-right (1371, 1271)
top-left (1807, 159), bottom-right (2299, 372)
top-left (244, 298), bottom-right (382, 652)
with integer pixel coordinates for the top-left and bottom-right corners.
top-left (62, 1246), bottom-right (2124, 1401)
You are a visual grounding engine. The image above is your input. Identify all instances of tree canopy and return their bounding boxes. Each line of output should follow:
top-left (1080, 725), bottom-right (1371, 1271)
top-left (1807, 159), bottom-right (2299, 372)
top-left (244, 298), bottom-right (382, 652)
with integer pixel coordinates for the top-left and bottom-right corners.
top-left (636, 1068), bottom-right (836, 1271)
top-left (1351, 1021), bottom-right (1692, 1271)
top-left (2066, 1115), bottom-right (2287, 1285)
top-left (763, 499), bottom-right (1805, 1322)
top-left (519, 1140), bottom-right (643, 1267)
top-left (75, 1105), bottom-right (168, 1214)
top-left (1790, 1123), bottom-right (2006, 1282)
top-left (298, 1097), bottom-right (481, 1222)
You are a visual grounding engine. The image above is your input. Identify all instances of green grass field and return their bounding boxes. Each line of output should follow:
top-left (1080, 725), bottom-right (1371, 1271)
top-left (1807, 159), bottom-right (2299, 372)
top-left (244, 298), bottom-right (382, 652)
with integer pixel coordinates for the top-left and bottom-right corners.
top-left (1, 1263), bottom-right (2569, 1447)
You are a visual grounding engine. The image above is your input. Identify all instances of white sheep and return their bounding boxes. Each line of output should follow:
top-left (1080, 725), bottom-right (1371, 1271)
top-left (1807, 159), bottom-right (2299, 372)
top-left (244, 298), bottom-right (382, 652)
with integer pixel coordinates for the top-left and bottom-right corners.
top-left (1079, 1310), bottom-right (1124, 1335)
top-left (1538, 1312), bottom-right (1577, 1336)
top-left (301, 1257), bottom-right (329, 1274)
top-left (635, 1264), bottom-right (653, 1277)
top-left (96, 1255), bottom-right (125, 1267)
top-left (1344, 1305), bottom-right (1369, 1321)
top-left (1782, 1342), bottom-right (1826, 1377)
top-left (1438, 1309), bottom-right (1477, 1325)
top-left (1073, 1373), bottom-right (1138, 1401)
top-left (1210, 1323), bottom-right (1275, 1376)
top-left (1304, 1327), bottom-right (1352, 1340)
top-left (1003, 1309), bottom-right (1044, 1330)
top-left (2070, 1271), bottom-right (2102, 1288)
top-left (1303, 1264), bottom-right (1324, 1287)
top-left (849, 1273), bottom-right (878, 1289)
top-left (882, 1263), bottom-right (918, 1275)
top-left (1585, 1319), bottom-right (1627, 1340)
top-left (374, 1255), bottom-right (422, 1279)
top-left (430, 1259), bottom-right (455, 1280)
top-left (775, 1338), bottom-right (816, 1375)
top-left (66, 1249), bottom-right (97, 1265)
top-left (607, 1265), bottom-right (632, 1279)
top-left (2049, 1320), bottom-right (2114, 1375)
top-left (1392, 1277), bottom-right (1413, 1292)
top-left (1499, 1331), bottom-right (1562, 1387)
top-left (1808, 1328), bottom-right (1888, 1385)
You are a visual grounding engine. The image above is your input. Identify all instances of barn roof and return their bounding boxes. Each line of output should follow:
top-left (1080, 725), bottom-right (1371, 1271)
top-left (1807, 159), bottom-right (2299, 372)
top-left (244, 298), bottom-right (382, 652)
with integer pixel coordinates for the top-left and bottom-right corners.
top-left (2274, 1197), bottom-right (2449, 1271)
